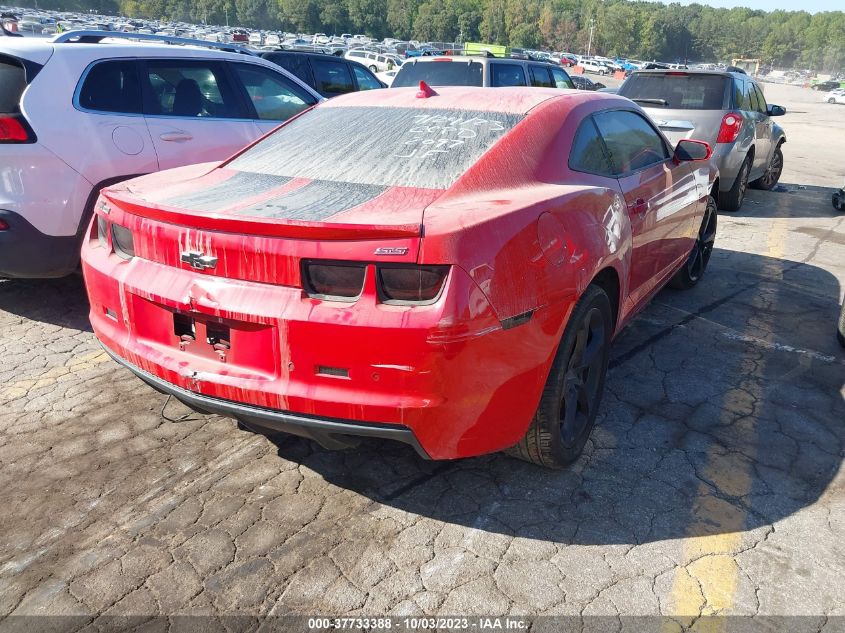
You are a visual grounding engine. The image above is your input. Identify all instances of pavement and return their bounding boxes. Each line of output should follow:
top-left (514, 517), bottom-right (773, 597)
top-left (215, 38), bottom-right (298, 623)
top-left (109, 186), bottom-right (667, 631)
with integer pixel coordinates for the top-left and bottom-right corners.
top-left (0, 83), bottom-right (843, 630)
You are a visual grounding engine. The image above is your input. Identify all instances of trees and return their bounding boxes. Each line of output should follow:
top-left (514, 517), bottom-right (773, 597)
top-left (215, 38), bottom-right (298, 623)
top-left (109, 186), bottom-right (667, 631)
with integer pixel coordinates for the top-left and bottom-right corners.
top-left (17, 0), bottom-right (840, 71)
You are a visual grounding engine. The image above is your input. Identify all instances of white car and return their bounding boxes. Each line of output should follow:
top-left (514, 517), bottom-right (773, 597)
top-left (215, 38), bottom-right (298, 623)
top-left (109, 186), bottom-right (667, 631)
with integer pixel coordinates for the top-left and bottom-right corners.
top-left (579, 58), bottom-right (610, 75)
top-left (0, 31), bottom-right (322, 278)
top-left (824, 89), bottom-right (845, 104)
top-left (344, 49), bottom-right (397, 73)
top-left (375, 69), bottom-right (398, 86)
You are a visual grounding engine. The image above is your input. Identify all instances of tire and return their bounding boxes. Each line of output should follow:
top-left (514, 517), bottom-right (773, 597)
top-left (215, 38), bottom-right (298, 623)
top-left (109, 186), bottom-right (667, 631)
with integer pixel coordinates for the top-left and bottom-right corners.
top-left (750, 145), bottom-right (783, 190)
top-left (508, 285), bottom-right (613, 469)
top-left (829, 98), bottom-right (836, 103)
top-left (670, 195), bottom-right (717, 290)
top-left (369, 64), bottom-right (377, 72)
top-left (720, 155), bottom-right (751, 212)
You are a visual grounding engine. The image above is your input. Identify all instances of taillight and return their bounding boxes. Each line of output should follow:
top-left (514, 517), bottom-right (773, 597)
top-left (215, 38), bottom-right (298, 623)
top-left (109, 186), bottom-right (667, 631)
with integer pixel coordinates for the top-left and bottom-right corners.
top-left (302, 261), bottom-right (366, 301)
top-left (377, 265), bottom-right (449, 304)
top-left (717, 112), bottom-right (742, 143)
top-left (0, 116), bottom-right (31, 143)
top-left (111, 224), bottom-right (135, 259)
top-left (0, 219), bottom-right (9, 231)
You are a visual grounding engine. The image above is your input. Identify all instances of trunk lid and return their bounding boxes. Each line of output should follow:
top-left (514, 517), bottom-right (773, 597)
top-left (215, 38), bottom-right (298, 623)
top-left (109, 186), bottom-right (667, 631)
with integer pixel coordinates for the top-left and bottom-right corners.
top-left (103, 165), bottom-right (441, 286)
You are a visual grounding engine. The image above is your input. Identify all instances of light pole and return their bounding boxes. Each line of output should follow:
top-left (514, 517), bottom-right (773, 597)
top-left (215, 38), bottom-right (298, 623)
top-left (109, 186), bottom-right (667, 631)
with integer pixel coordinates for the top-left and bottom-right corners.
top-left (586, 18), bottom-right (595, 58)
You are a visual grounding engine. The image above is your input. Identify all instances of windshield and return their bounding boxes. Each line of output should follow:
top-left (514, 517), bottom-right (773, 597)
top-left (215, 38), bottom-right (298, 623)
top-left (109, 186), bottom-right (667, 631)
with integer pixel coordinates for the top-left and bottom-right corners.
top-left (228, 106), bottom-right (522, 190)
top-left (619, 73), bottom-right (729, 109)
top-left (392, 61), bottom-right (483, 88)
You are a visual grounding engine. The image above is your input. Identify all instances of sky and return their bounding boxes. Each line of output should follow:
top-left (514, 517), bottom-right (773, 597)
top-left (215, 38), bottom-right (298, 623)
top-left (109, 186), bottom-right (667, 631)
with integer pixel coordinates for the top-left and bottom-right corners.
top-left (667, 0), bottom-right (840, 13)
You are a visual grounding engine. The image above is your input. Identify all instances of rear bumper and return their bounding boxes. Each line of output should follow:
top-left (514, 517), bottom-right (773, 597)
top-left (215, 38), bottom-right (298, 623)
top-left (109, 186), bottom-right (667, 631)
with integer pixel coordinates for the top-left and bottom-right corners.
top-left (82, 228), bottom-right (563, 460)
top-left (0, 210), bottom-right (80, 278)
top-left (104, 345), bottom-right (431, 458)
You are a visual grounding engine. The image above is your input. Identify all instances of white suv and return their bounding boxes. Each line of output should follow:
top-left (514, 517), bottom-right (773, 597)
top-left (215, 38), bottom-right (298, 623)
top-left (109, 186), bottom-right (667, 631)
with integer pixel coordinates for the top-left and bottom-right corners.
top-left (0, 31), bottom-right (322, 278)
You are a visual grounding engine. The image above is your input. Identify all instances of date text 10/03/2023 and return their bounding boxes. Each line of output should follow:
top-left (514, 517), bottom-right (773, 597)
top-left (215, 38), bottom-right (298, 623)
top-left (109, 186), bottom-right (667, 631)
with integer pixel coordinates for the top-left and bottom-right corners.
top-left (307, 617), bottom-right (529, 630)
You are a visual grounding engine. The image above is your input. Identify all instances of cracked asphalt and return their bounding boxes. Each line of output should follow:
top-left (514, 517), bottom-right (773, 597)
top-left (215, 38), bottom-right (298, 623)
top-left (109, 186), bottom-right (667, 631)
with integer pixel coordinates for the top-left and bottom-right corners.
top-left (0, 83), bottom-right (843, 629)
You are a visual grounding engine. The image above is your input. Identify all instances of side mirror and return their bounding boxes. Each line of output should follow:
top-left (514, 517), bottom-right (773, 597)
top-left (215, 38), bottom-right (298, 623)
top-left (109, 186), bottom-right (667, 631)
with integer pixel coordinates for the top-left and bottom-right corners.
top-left (767, 104), bottom-right (786, 116)
top-left (674, 139), bottom-right (712, 163)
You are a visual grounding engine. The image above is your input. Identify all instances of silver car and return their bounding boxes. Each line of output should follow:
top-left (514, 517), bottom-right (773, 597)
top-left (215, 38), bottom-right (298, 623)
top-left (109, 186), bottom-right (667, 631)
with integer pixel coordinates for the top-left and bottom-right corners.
top-left (618, 69), bottom-right (787, 211)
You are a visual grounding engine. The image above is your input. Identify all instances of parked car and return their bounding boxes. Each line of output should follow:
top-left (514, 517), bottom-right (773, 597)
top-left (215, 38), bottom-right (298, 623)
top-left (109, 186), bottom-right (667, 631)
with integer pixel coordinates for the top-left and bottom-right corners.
top-left (81, 86), bottom-right (717, 469)
top-left (261, 50), bottom-right (384, 97)
top-left (345, 49), bottom-right (397, 72)
top-left (833, 184), bottom-right (845, 211)
top-left (571, 74), bottom-right (605, 91)
top-left (824, 89), bottom-right (845, 104)
top-left (391, 56), bottom-right (573, 89)
top-left (618, 68), bottom-right (787, 211)
top-left (376, 69), bottom-right (398, 86)
top-left (0, 31), bottom-right (322, 279)
top-left (579, 58), bottom-right (611, 75)
top-left (812, 80), bottom-right (842, 91)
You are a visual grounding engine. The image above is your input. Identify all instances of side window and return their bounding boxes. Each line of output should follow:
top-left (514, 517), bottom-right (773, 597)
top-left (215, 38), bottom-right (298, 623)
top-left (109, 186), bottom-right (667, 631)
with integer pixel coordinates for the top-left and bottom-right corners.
top-left (311, 59), bottom-right (355, 95)
top-left (78, 60), bottom-right (143, 114)
top-left (490, 63), bottom-right (527, 87)
top-left (550, 67), bottom-right (574, 89)
top-left (529, 65), bottom-right (553, 88)
top-left (352, 65), bottom-right (382, 90)
top-left (143, 60), bottom-right (247, 119)
top-left (232, 63), bottom-right (316, 121)
top-left (746, 81), bottom-right (761, 112)
top-left (262, 53), bottom-right (312, 84)
top-left (569, 116), bottom-right (614, 176)
top-left (753, 84), bottom-right (768, 113)
top-left (737, 80), bottom-right (754, 111)
top-left (593, 110), bottom-right (670, 175)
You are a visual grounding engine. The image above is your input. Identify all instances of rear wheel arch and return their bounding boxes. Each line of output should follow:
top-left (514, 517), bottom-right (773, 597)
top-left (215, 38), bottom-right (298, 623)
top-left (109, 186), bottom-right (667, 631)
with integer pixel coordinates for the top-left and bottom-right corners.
top-left (591, 266), bottom-right (621, 334)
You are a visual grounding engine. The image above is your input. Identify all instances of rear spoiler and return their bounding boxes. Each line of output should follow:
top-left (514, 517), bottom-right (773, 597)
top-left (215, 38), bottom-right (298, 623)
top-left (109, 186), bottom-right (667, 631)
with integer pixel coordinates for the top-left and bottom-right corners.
top-left (102, 189), bottom-right (422, 241)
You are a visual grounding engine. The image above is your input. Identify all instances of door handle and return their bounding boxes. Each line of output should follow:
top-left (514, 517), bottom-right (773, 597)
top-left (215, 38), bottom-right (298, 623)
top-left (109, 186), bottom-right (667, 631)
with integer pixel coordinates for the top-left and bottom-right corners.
top-left (159, 131), bottom-right (193, 142)
top-left (629, 198), bottom-right (649, 216)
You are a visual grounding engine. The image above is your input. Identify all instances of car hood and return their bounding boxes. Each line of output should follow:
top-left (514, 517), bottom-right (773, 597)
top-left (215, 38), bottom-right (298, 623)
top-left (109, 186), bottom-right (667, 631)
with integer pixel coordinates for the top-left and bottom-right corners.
top-left (108, 162), bottom-right (445, 242)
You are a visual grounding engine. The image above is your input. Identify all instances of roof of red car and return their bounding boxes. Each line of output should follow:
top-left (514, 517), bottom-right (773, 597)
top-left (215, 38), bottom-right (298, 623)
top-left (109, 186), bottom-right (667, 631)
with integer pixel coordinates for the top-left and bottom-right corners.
top-left (322, 85), bottom-right (609, 115)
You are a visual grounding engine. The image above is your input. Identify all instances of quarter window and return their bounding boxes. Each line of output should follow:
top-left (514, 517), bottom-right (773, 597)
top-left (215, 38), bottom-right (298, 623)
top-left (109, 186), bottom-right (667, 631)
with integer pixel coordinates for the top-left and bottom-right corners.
top-left (312, 59), bottom-right (355, 95)
top-left (79, 60), bottom-right (143, 114)
top-left (490, 63), bottom-right (527, 87)
top-left (550, 67), bottom-right (574, 89)
top-left (593, 110), bottom-right (670, 175)
top-left (144, 60), bottom-right (246, 119)
top-left (569, 117), bottom-right (613, 176)
top-left (232, 63), bottom-right (316, 121)
top-left (352, 65), bottom-right (382, 90)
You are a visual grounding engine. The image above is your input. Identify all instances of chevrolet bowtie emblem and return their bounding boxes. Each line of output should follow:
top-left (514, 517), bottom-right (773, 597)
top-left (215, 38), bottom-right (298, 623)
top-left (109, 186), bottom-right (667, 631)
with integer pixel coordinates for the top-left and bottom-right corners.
top-left (180, 250), bottom-right (218, 270)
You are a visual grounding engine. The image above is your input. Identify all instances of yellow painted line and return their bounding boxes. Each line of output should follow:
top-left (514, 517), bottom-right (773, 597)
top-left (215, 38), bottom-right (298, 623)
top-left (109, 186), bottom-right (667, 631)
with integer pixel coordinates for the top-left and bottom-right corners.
top-left (0, 350), bottom-right (110, 401)
top-left (663, 216), bottom-right (788, 626)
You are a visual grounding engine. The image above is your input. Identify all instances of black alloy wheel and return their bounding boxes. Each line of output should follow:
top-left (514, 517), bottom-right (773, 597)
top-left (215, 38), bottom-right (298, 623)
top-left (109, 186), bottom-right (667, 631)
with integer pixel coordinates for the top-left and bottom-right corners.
top-left (671, 195), bottom-right (717, 289)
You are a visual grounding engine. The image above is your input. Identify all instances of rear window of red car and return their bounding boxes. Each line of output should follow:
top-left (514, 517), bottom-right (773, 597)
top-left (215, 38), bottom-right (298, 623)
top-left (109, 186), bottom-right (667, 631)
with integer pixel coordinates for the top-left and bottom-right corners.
top-left (228, 105), bottom-right (522, 190)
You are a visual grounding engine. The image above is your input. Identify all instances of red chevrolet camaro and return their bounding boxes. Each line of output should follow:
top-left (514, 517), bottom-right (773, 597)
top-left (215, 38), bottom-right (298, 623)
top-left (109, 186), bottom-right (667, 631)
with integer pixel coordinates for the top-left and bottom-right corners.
top-left (81, 85), bottom-right (717, 468)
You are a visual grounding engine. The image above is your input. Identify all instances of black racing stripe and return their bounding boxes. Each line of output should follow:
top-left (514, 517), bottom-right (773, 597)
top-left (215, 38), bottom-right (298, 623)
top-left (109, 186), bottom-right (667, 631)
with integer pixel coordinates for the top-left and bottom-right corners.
top-left (234, 180), bottom-right (388, 222)
top-left (162, 172), bottom-right (292, 212)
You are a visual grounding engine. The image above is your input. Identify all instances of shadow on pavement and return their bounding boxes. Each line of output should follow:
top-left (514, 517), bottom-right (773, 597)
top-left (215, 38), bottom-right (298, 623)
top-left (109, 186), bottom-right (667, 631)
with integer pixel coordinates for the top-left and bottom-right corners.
top-left (729, 182), bottom-right (840, 219)
top-left (266, 247), bottom-right (844, 546)
top-left (0, 275), bottom-right (92, 332)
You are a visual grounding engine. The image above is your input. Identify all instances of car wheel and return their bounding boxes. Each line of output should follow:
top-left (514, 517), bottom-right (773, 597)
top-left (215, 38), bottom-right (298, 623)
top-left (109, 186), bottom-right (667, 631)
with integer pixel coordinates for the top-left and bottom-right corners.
top-left (720, 155), bottom-right (751, 212)
top-left (750, 145), bottom-right (783, 190)
top-left (509, 284), bottom-right (613, 469)
top-left (670, 195), bottom-right (717, 290)
top-left (369, 64), bottom-right (377, 72)
top-left (829, 98), bottom-right (836, 103)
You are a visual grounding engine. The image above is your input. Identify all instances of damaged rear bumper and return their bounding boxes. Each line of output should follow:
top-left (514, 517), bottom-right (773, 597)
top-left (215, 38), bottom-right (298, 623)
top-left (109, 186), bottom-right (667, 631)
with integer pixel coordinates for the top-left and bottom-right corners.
top-left (103, 345), bottom-right (431, 458)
